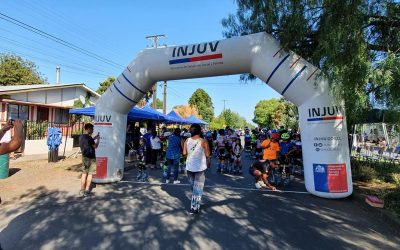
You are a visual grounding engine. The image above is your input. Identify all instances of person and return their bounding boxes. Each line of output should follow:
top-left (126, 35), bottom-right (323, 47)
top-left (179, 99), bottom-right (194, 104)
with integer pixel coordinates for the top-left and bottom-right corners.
top-left (183, 123), bottom-right (211, 214)
top-left (255, 134), bottom-right (263, 160)
top-left (0, 119), bottom-right (23, 156)
top-left (0, 119), bottom-right (24, 206)
top-left (150, 130), bottom-right (161, 168)
top-left (249, 159), bottom-right (277, 190)
top-left (143, 128), bottom-right (153, 167)
top-left (231, 136), bottom-right (243, 174)
top-left (289, 133), bottom-right (303, 174)
top-left (279, 132), bottom-right (294, 180)
top-left (165, 128), bottom-right (182, 184)
top-left (79, 123), bottom-right (100, 197)
top-left (136, 138), bottom-right (148, 181)
top-left (225, 129), bottom-right (234, 173)
top-left (261, 133), bottom-right (280, 161)
top-left (244, 128), bottom-right (252, 152)
top-left (216, 129), bottom-right (226, 173)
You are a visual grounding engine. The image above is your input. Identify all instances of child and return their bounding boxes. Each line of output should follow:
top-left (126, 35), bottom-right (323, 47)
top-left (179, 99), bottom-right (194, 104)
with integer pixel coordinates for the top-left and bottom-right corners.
top-left (216, 129), bottom-right (227, 173)
top-left (255, 134), bottom-right (263, 160)
top-left (231, 136), bottom-right (243, 174)
top-left (249, 159), bottom-right (277, 190)
top-left (136, 138), bottom-right (148, 182)
top-left (279, 133), bottom-right (294, 181)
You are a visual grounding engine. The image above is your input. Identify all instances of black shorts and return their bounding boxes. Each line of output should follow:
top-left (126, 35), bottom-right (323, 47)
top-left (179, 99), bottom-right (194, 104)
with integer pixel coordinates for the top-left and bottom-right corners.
top-left (245, 141), bottom-right (251, 148)
top-left (255, 148), bottom-right (262, 154)
top-left (218, 148), bottom-right (226, 159)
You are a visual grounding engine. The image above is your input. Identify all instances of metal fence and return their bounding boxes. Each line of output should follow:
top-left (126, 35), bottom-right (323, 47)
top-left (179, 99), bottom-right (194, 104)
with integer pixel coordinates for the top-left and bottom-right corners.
top-left (13, 121), bottom-right (86, 140)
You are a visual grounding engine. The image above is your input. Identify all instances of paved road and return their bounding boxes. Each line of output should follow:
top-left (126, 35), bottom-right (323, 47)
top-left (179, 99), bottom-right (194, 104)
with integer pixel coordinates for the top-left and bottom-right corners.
top-left (0, 154), bottom-right (399, 250)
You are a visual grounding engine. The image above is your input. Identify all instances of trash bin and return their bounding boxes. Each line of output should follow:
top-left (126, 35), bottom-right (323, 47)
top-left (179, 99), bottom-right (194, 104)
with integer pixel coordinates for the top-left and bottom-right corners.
top-left (0, 154), bottom-right (10, 179)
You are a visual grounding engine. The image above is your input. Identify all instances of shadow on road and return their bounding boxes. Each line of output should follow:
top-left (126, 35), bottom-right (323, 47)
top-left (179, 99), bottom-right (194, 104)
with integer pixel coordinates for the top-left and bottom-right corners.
top-left (1, 179), bottom-right (399, 250)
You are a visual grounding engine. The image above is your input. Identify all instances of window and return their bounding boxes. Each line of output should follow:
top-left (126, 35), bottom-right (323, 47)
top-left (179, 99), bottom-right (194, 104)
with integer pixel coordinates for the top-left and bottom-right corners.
top-left (55, 108), bottom-right (69, 124)
top-left (7, 104), bottom-right (29, 120)
top-left (37, 107), bottom-right (49, 121)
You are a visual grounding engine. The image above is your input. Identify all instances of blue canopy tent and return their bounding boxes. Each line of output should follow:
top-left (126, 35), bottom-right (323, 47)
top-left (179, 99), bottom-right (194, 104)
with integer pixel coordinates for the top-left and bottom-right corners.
top-left (167, 110), bottom-right (188, 124)
top-left (139, 105), bottom-right (171, 122)
top-left (69, 106), bottom-right (160, 121)
top-left (185, 115), bottom-right (208, 125)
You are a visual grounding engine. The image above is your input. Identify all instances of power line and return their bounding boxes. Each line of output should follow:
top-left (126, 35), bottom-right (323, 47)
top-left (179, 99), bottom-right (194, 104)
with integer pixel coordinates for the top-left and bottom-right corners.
top-left (0, 12), bottom-right (124, 69)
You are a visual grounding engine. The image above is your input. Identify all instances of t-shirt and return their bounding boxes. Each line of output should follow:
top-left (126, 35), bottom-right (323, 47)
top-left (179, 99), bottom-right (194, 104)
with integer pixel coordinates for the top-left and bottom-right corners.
top-left (279, 141), bottom-right (293, 155)
top-left (244, 133), bottom-right (251, 142)
top-left (79, 134), bottom-right (96, 159)
top-left (150, 136), bottom-right (161, 150)
top-left (143, 133), bottom-right (152, 148)
top-left (261, 139), bottom-right (280, 160)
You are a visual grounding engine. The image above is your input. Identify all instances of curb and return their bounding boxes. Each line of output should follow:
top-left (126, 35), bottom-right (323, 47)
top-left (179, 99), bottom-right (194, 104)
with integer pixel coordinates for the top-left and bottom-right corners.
top-left (352, 191), bottom-right (400, 233)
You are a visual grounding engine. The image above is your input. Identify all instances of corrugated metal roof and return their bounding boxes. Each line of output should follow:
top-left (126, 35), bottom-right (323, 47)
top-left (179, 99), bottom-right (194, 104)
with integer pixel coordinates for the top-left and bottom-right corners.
top-left (0, 83), bottom-right (100, 97)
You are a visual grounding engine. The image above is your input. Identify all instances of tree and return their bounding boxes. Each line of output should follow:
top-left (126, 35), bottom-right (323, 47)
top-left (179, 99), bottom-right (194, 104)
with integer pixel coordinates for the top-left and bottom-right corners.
top-left (0, 54), bottom-right (46, 85)
top-left (222, 0), bottom-right (400, 125)
top-left (97, 76), bottom-right (115, 94)
top-left (150, 98), bottom-right (163, 109)
top-left (173, 104), bottom-right (200, 118)
top-left (253, 98), bottom-right (281, 128)
top-left (188, 88), bottom-right (214, 122)
top-left (253, 98), bottom-right (299, 129)
top-left (209, 116), bottom-right (226, 130)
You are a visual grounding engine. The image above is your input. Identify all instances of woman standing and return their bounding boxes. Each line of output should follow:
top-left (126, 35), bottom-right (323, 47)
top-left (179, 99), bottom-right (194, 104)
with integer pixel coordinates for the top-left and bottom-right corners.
top-left (183, 124), bottom-right (210, 214)
top-left (150, 130), bottom-right (161, 168)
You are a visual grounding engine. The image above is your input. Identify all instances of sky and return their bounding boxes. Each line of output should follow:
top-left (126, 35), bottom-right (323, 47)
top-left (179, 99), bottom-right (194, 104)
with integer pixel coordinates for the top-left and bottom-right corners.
top-left (0, 0), bottom-right (281, 123)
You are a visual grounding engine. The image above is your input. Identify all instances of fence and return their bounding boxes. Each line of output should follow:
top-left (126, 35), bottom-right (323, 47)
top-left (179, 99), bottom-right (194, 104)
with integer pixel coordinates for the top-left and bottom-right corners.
top-left (22, 121), bottom-right (85, 140)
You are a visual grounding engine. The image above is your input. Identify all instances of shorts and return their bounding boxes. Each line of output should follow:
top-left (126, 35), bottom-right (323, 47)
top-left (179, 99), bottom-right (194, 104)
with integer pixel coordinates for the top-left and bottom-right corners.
top-left (233, 154), bottom-right (241, 161)
top-left (218, 148), bottom-right (226, 160)
top-left (82, 157), bottom-right (96, 174)
top-left (245, 141), bottom-right (251, 148)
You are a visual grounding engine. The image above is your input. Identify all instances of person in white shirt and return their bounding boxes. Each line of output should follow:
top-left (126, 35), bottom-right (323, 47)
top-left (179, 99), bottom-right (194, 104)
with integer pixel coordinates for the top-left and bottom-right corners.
top-left (183, 123), bottom-right (210, 215)
top-left (150, 130), bottom-right (161, 168)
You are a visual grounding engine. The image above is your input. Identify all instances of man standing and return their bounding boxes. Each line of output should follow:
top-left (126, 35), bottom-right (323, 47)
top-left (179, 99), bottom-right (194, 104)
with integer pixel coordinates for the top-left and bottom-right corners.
top-left (165, 128), bottom-right (182, 184)
top-left (79, 123), bottom-right (100, 197)
top-left (143, 128), bottom-right (153, 168)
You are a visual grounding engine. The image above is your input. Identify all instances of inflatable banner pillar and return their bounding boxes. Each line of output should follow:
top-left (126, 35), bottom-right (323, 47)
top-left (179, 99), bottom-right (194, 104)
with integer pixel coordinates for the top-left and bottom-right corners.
top-left (93, 32), bottom-right (352, 198)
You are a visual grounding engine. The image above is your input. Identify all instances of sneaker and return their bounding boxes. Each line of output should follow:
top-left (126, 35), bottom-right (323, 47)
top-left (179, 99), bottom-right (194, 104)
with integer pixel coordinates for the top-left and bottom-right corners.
top-left (83, 190), bottom-right (91, 197)
top-left (189, 208), bottom-right (199, 215)
top-left (136, 172), bottom-right (142, 180)
top-left (165, 179), bottom-right (170, 184)
top-left (255, 182), bottom-right (262, 189)
top-left (79, 189), bottom-right (85, 197)
top-left (173, 180), bottom-right (181, 184)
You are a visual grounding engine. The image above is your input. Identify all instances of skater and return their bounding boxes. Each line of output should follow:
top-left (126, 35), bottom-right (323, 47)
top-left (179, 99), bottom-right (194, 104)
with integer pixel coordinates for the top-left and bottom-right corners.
top-left (183, 124), bottom-right (211, 214)
top-left (136, 138), bottom-right (148, 181)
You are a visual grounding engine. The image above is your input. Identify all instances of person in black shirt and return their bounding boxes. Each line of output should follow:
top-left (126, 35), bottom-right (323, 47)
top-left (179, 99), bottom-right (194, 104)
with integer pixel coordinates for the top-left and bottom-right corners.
top-left (79, 123), bottom-right (100, 197)
top-left (249, 159), bottom-right (277, 191)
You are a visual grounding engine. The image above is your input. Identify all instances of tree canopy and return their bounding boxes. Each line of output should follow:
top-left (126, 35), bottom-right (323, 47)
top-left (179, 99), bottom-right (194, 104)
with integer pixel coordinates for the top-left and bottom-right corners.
top-left (209, 108), bottom-right (253, 130)
top-left (222, 0), bottom-right (400, 125)
top-left (188, 88), bottom-right (214, 122)
top-left (150, 98), bottom-right (163, 109)
top-left (173, 104), bottom-right (200, 118)
top-left (253, 98), bottom-right (298, 129)
top-left (96, 76), bottom-right (115, 94)
top-left (0, 54), bottom-right (47, 85)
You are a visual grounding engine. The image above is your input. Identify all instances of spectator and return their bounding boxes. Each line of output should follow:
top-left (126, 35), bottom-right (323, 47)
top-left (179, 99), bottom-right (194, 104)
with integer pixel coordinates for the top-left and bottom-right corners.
top-left (150, 130), bottom-right (161, 168)
top-left (165, 128), bottom-right (182, 184)
top-left (79, 123), bottom-right (100, 197)
top-left (143, 128), bottom-right (153, 167)
top-left (0, 119), bottom-right (23, 155)
top-left (183, 124), bottom-right (211, 215)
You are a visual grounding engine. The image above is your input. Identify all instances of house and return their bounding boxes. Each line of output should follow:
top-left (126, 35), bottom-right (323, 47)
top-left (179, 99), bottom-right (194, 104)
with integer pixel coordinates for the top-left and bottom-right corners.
top-left (0, 83), bottom-right (100, 155)
top-left (0, 83), bottom-right (100, 123)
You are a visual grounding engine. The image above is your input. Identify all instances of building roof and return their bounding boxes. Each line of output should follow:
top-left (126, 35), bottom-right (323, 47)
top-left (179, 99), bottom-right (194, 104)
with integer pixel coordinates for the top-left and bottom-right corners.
top-left (0, 83), bottom-right (100, 97)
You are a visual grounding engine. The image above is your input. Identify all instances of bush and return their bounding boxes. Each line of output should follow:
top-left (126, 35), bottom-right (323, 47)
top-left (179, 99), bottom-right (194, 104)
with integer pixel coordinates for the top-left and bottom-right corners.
top-left (351, 158), bottom-right (400, 184)
top-left (384, 188), bottom-right (400, 216)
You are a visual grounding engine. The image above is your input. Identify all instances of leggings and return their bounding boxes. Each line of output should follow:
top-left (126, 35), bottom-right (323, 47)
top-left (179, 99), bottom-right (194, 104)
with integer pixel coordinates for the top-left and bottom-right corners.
top-left (187, 170), bottom-right (206, 210)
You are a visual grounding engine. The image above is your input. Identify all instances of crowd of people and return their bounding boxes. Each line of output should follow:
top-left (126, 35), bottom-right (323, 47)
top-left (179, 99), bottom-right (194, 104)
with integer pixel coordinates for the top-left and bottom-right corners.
top-left (78, 122), bottom-right (303, 214)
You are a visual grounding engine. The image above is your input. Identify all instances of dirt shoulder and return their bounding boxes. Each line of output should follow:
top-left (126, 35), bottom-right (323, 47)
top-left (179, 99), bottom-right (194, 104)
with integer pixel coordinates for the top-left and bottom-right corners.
top-left (0, 157), bottom-right (82, 205)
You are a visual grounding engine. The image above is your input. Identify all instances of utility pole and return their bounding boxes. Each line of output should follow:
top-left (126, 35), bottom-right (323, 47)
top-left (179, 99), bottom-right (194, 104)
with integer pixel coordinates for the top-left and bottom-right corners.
top-left (146, 34), bottom-right (166, 109)
top-left (222, 99), bottom-right (228, 111)
top-left (163, 80), bottom-right (167, 114)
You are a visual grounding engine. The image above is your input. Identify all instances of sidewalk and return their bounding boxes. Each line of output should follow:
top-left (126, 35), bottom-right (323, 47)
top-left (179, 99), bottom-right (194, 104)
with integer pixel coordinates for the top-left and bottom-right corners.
top-left (12, 148), bottom-right (80, 163)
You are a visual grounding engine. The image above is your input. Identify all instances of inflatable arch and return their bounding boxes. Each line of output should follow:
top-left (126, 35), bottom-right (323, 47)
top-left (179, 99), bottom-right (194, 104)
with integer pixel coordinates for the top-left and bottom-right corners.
top-left (93, 32), bottom-right (352, 199)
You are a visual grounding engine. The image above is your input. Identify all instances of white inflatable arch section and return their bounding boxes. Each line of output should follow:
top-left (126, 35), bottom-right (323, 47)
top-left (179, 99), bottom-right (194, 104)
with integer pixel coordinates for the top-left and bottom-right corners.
top-left (94, 32), bottom-right (352, 198)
